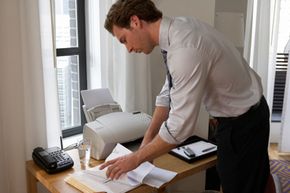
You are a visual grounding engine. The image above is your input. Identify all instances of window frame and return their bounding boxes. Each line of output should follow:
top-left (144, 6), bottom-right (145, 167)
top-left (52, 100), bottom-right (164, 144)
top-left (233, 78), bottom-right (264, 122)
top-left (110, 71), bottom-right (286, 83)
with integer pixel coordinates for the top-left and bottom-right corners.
top-left (55, 0), bottom-right (87, 137)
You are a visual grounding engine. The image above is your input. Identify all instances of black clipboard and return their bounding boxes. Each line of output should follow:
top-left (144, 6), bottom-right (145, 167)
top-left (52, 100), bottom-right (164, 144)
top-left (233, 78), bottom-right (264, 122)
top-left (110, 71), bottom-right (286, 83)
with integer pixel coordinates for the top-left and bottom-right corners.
top-left (169, 135), bottom-right (217, 163)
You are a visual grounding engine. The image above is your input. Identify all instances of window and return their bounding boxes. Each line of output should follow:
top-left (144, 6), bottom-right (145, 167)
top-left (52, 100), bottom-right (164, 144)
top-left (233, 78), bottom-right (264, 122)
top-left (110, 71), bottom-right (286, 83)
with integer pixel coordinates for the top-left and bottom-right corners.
top-left (272, 53), bottom-right (288, 122)
top-left (54, 0), bottom-right (87, 137)
top-left (271, 0), bottom-right (290, 122)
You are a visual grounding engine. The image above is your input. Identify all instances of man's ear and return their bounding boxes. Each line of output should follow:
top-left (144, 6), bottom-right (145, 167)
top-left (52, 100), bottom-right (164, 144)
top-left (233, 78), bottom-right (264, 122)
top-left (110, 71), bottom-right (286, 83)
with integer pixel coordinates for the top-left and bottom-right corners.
top-left (130, 15), bottom-right (141, 28)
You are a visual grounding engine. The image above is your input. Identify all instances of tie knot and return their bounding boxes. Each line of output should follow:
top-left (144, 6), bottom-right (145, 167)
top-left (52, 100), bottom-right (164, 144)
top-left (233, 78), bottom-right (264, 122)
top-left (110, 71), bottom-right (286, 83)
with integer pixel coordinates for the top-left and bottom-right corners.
top-left (161, 49), bottom-right (167, 56)
top-left (161, 49), bottom-right (167, 64)
top-left (161, 49), bottom-right (167, 54)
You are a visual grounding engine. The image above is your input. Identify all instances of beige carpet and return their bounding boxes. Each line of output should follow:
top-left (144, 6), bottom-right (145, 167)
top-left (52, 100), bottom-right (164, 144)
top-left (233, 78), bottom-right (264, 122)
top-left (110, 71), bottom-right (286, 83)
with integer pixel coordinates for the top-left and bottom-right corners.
top-left (270, 159), bottom-right (290, 193)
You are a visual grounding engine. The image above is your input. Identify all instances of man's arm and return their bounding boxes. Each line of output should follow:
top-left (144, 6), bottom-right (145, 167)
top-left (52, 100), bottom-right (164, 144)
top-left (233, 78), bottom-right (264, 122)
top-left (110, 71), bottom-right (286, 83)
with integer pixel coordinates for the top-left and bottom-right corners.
top-left (140, 106), bottom-right (169, 149)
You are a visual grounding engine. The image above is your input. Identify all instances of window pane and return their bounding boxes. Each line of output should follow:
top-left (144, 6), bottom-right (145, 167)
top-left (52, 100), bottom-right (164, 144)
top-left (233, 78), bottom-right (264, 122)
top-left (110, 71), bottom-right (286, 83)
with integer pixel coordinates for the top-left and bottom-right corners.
top-left (55, 0), bottom-right (78, 48)
top-left (56, 55), bottom-right (81, 130)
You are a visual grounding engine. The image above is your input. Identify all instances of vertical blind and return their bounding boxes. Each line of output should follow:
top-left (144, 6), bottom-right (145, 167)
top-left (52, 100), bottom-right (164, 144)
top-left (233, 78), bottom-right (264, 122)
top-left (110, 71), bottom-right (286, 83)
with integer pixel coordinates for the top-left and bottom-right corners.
top-left (272, 53), bottom-right (288, 122)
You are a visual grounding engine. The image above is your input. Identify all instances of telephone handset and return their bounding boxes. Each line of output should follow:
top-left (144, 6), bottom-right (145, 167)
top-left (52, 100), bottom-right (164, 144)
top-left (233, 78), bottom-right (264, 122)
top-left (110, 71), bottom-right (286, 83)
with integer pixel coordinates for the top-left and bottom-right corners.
top-left (32, 146), bottom-right (74, 174)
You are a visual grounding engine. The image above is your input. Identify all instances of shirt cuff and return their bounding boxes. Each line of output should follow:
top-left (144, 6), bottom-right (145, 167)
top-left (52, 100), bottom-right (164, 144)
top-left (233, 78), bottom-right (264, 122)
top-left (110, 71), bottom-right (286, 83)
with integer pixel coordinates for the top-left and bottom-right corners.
top-left (155, 95), bottom-right (170, 107)
top-left (158, 122), bottom-right (179, 144)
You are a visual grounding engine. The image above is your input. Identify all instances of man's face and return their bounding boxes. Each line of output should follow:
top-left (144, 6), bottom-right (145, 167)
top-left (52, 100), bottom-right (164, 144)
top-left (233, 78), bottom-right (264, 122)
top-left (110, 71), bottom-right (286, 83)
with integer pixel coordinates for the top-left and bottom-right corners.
top-left (112, 16), bottom-right (155, 54)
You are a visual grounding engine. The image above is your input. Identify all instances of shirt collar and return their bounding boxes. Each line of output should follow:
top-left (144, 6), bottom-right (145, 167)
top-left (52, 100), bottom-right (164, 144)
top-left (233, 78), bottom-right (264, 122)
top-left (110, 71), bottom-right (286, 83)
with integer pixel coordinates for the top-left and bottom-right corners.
top-left (159, 16), bottom-right (173, 51)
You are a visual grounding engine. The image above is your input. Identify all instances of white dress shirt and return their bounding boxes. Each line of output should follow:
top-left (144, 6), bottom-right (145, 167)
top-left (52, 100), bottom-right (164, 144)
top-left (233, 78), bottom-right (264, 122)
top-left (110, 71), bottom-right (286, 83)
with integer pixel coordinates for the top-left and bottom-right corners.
top-left (157, 16), bottom-right (263, 144)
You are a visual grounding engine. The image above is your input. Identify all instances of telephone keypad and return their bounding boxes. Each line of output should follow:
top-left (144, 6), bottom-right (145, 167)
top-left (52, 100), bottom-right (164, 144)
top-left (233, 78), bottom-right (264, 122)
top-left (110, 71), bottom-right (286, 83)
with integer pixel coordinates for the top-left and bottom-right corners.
top-left (32, 146), bottom-right (74, 174)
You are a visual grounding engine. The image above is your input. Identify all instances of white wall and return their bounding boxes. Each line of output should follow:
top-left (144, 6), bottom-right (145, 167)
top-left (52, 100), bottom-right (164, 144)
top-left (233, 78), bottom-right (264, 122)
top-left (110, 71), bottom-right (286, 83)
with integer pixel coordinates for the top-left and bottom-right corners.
top-left (215, 0), bottom-right (248, 32)
top-left (214, 0), bottom-right (248, 54)
top-left (215, 0), bottom-right (247, 19)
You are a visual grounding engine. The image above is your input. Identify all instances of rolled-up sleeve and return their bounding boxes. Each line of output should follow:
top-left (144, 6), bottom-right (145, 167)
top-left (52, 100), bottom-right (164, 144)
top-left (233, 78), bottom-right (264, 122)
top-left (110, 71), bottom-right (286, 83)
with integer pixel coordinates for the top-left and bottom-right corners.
top-left (158, 48), bottom-right (209, 144)
top-left (156, 77), bottom-right (171, 107)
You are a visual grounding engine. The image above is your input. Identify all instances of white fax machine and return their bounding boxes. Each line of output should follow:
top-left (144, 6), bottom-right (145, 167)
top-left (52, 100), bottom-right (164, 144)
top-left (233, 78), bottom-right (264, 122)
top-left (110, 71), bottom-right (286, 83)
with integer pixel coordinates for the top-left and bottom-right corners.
top-left (83, 111), bottom-right (151, 160)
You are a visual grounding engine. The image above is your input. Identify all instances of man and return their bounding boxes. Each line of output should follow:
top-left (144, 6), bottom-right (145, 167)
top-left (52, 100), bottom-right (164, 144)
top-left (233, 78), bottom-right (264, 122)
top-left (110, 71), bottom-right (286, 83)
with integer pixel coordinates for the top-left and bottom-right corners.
top-left (100, 0), bottom-right (275, 192)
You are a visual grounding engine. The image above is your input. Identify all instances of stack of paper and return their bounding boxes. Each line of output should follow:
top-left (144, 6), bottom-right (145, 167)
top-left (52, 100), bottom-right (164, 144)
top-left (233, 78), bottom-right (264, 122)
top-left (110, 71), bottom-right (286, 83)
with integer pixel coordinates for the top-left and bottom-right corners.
top-left (65, 144), bottom-right (177, 193)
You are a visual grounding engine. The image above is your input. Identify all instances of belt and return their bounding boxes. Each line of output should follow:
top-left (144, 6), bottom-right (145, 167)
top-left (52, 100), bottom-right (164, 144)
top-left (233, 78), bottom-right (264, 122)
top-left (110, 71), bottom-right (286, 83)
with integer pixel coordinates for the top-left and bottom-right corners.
top-left (249, 98), bottom-right (261, 111)
top-left (214, 97), bottom-right (263, 122)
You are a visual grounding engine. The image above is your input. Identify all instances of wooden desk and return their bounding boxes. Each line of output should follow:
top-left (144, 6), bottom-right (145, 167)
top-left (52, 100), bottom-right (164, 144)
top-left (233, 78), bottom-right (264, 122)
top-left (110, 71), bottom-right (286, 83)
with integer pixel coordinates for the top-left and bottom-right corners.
top-left (26, 149), bottom-right (217, 193)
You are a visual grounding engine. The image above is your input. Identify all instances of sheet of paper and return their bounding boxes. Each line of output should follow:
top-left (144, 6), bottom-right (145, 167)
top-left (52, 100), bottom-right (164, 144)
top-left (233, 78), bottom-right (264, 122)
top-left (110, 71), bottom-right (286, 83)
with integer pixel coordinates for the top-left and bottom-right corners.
top-left (93, 143), bottom-right (177, 187)
top-left (104, 143), bottom-right (155, 186)
top-left (65, 143), bottom-right (178, 192)
top-left (143, 167), bottom-right (177, 188)
top-left (81, 88), bottom-right (115, 109)
top-left (108, 144), bottom-right (177, 185)
top-left (86, 165), bottom-right (140, 187)
top-left (105, 143), bottom-right (132, 161)
top-left (65, 171), bottom-right (137, 193)
top-left (128, 161), bottom-right (155, 184)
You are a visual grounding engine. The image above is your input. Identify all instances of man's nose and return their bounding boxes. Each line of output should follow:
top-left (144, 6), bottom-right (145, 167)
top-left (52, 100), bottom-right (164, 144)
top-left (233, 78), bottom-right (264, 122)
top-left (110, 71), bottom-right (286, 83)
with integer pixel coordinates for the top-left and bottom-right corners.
top-left (126, 44), bottom-right (133, 53)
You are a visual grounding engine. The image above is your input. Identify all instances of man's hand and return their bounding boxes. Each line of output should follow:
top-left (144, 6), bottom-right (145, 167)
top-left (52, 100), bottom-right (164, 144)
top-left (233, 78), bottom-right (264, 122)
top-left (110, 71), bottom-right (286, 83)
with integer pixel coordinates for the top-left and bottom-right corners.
top-left (100, 135), bottom-right (176, 180)
top-left (99, 152), bottom-right (140, 180)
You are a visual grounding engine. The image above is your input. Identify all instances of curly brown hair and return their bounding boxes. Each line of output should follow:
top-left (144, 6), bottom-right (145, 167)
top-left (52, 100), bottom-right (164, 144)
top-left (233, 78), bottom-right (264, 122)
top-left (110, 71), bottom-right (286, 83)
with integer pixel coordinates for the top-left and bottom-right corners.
top-left (104, 0), bottom-right (162, 34)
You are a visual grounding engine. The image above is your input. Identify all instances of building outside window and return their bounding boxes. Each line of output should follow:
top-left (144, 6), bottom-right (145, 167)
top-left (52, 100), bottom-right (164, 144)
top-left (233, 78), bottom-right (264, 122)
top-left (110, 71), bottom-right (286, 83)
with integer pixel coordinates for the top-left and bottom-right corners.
top-left (54, 0), bottom-right (87, 137)
top-left (272, 0), bottom-right (290, 122)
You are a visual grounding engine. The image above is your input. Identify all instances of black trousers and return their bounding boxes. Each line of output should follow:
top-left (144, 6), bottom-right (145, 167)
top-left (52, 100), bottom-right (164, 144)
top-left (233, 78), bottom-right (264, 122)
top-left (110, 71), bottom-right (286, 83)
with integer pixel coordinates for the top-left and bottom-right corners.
top-left (215, 96), bottom-right (270, 193)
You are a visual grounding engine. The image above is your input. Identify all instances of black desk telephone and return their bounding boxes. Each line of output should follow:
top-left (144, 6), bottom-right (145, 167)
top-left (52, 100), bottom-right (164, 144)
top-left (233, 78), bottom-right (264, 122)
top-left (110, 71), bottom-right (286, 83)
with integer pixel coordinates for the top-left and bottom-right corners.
top-left (32, 146), bottom-right (74, 174)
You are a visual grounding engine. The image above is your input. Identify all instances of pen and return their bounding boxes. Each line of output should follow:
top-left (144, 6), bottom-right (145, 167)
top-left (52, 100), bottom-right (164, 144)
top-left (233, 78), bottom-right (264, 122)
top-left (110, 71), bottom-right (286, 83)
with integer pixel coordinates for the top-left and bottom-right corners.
top-left (202, 146), bottom-right (216, 152)
top-left (103, 178), bottom-right (112, 183)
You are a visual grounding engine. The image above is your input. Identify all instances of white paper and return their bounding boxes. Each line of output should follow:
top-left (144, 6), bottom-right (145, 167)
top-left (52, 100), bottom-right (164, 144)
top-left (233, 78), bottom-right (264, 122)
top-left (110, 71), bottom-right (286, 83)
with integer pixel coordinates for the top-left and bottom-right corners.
top-left (66, 143), bottom-right (178, 192)
top-left (143, 167), bottom-right (177, 188)
top-left (105, 143), bottom-right (132, 161)
top-left (104, 143), bottom-right (164, 186)
top-left (81, 88), bottom-right (115, 109)
top-left (86, 165), bottom-right (140, 187)
top-left (66, 171), bottom-right (136, 193)
top-left (215, 12), bottom-right (245, 47)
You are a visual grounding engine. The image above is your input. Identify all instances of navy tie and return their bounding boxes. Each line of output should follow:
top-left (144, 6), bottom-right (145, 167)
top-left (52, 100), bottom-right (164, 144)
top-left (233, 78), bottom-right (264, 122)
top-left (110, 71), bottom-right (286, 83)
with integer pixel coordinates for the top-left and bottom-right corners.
top-left (161, 50), bottom-right (173, 89)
